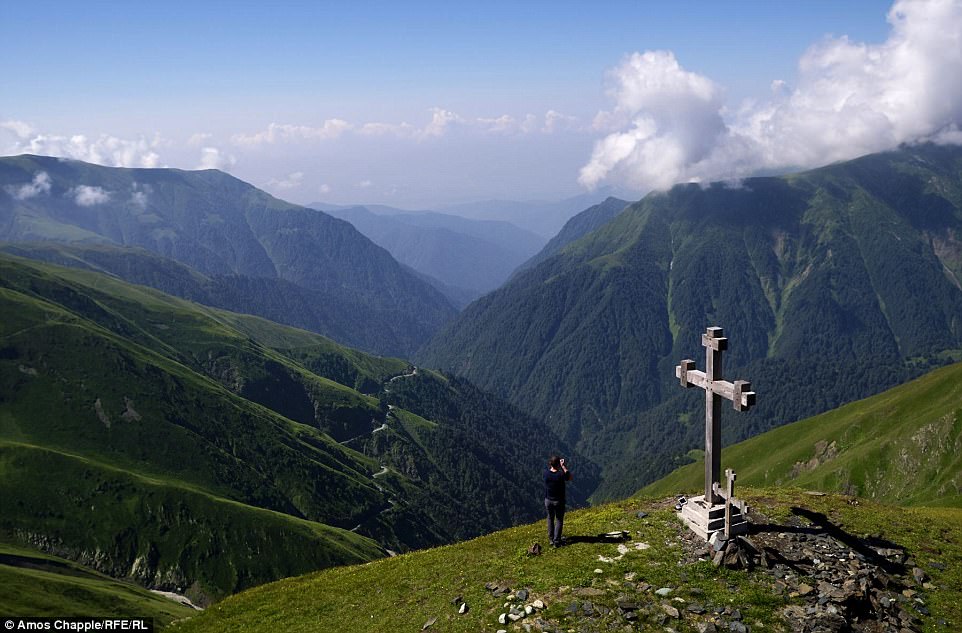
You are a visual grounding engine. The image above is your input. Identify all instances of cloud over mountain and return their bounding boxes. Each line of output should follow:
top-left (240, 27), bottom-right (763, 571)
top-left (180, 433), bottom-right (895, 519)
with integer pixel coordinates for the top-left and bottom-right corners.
top-left (580, 0), bottom-right (962, 191)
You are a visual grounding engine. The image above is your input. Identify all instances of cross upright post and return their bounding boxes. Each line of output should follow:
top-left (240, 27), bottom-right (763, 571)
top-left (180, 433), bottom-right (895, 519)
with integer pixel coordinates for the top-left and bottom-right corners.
top-left (675, 326), bottom-right (756, 528)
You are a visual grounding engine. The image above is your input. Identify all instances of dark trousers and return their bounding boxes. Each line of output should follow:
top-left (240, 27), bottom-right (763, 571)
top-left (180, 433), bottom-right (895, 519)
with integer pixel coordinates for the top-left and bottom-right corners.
top-left (545, 498), bottom-right (566, 544)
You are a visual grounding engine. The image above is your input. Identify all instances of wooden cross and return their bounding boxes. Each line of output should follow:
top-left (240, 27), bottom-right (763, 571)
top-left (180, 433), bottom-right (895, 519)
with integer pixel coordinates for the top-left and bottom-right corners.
top-left (675, 326), bottom-right (756, 505)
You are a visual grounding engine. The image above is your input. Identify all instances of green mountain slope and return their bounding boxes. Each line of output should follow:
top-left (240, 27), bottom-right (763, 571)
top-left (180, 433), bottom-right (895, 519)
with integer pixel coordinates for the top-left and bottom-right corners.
top-left (514, 196), bottom-right (628, 274)
top-left (419, 144), bottom-right (962, 497)
top-left (0, 541), bottom-right (196, 625)
top-left (642, 361), bottom-right (962, 507)
top-left (0, 253), bottom-right (593, 607)
top-left (0, 155), bottom-right (456, 356)
top-left (171, 491), bottom-right (962, 633)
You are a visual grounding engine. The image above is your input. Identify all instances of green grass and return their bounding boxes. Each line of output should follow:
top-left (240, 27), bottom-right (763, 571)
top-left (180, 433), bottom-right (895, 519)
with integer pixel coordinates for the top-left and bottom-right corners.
top-left (0, 541), bottom-right (197, 626)
top-left (172, 490), bottom-right (962, 633)
top-left (642, 361), bottom-right (962, 507)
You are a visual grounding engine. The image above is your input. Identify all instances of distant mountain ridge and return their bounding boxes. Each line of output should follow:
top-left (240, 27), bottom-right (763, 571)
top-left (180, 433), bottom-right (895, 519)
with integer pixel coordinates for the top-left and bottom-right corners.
top-left (419, 144), bottom-right (962, 498)
top-left (0, 155), bottom-right (456, 356)
top-left (515, 196), bottom-right (629, 274)
top-left (314, 205), bottom-right (545, 303)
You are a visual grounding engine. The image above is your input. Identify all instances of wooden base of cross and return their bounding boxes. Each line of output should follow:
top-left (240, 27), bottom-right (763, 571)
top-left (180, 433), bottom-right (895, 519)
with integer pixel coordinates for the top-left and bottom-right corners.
top-left (678, 468), bottom-right (750, 540)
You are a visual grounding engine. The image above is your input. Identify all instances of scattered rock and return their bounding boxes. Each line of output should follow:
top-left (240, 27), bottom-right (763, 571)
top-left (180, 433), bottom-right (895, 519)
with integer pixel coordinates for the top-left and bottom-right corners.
top-left (662, 604), bottom-right (680, 618)
top-left (655, 587), bottom-right (673, 597)
top-left (911, 567), bottom-right (928, 585)
top-left (458, 602), bottom-right (468, 614)
top-left (636, 511), bottom-right (648, 519)
top-left (421, 616), bottom-right (436, 630)
top-left (532, 599), bottom-right (545, 609)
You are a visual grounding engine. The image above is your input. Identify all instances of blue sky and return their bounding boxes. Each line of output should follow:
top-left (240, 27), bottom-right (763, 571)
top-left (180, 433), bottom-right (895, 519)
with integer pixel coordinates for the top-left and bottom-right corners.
top-left (4, 1), bottom-right (958, 208)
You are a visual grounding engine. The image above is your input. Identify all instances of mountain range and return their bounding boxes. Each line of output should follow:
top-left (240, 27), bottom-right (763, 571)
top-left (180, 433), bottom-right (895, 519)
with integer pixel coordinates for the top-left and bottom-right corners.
top-left (313, 204), bottom-right (546, 304)
top-left (0, 155), bottom-right (455, 357)
top-left (419, 143), bottom-right (962, 499)
top-left (0, 253), bottom-right (595, 605)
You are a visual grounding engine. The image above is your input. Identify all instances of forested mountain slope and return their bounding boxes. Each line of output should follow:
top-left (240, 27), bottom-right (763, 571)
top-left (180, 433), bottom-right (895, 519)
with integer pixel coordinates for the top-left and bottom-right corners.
top-left (515, 196), bottom-right (628, 274)
top-left (0, 155), bottom-right (456, 356)
top-left (420, 144), bottom-right (962, 497)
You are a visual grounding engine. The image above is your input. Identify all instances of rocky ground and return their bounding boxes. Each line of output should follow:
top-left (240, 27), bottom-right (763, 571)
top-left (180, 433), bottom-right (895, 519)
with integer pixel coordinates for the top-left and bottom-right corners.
top-left (437, 499), bottom-right (945, 633)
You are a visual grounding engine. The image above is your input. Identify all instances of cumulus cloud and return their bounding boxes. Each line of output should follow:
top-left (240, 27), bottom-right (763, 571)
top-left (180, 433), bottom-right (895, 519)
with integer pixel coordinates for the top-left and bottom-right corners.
top-left (580, 0), bottom-right (962, 191)
top-left (358, 121), bottom-right (418, 138)
top-left (197, 147), bottom-right (236, 171)
top-left (543, 110), bottom-right (579, 134)
top-left (130, 183), bottom-right (150, 209)
top-left (188, 132), bottom-right (213, 146)
top-left (1, 121), bottom-right (162, 168)
top-left (232, 120), bottom-right (353, 145)
top-left (267, 171), bottom-right (304, 190)
top-left (318, 183), bottom-right (332, 195)
top-left (70, 185), bottom-right (111, 206)
top-left (5, 171), bottom-right (52, 200)
top-left (421, 108), bottom-right (463, 138)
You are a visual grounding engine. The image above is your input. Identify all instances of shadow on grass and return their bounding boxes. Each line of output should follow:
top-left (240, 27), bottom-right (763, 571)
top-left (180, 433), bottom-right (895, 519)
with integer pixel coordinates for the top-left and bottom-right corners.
top-left (562, 533), bottom-right (631, 546)
top-left (749, 506), bottom-right (908, 576)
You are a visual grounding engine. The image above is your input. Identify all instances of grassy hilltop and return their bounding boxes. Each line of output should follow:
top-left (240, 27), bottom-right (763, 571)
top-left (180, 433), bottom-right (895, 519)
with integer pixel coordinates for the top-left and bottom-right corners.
top-left (172, 491), bottom-right (962, 633)
top-left (643, 360), bottom-right (962, 507)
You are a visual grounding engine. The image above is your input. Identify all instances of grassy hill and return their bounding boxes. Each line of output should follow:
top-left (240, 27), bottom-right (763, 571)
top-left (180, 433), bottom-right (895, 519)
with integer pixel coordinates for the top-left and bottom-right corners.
top-left (170, 490), bottom-right (962, 632)
top-left (0, 541), bottom-right (196, 625)
top-left (0, 253), bottom-right (594, 609)
top-left (642, 361), bottom-right (962, 507)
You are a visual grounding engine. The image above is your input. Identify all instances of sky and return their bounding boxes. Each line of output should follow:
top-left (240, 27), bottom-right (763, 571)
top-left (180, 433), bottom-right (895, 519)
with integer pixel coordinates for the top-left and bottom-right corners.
top-left (2, 0), bottom-right (961, 209)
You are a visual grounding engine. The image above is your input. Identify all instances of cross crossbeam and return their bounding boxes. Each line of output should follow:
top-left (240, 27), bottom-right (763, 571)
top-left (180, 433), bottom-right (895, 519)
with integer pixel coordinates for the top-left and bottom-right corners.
top-left (674, 326), bottom-right (756, 504)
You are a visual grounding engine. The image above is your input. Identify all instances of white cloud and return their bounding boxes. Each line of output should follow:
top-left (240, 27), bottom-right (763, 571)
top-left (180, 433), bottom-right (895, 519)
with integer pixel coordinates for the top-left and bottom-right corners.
top-left (478, 114), bottom-right (518, 134)
top-left (358, 179), bottom-right (373, 189)
top-left (130, 183), bottom-right (150, 209)
top-left (318, 183), bottom-right (332, 194)
top-left (421, 107), bottom-right (463, 138)
top-left (5, 171), bottom-right (52, 200)
top-left (0, 122), bottom-right (162, 168)
top-left (580, 0), bottom-right (962, 191)
top-left (268, 171), bottom-right (304, 190)
top-left (358, 121), bottom-right (417, 137)
top-left (232, 120), bottom-right (353, 145)
top-left (197, 147), bottom-right (236, 171)
top-left (188, 132), bottom-right (213, 146)
top-left (543, 110), bottom-right (579, 134)
top-left (1, 120), bottom-right (34, 139)
top-left (71, 185), bottom-right (110, 206)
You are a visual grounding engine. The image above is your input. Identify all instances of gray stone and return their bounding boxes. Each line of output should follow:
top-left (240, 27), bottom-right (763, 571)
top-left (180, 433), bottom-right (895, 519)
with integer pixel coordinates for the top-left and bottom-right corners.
top-left (728, 623), bottom-right (748, 633)
top-left (458, 602), bottom-right (468, 614)
top-left (498, 613), bottom-right (508, 624)
top-left (636, 511), bottom-right (648, 519)
top-left (421, 617), bottom-right (437, 630)
top-left (516, 588), bottom-right (529, 601)
top-left (655, 587), bottom-right (673, 597)
top-left (912, 567), bottom-right (928, 585)
top-left (662, 604), bottom-right (680, 618)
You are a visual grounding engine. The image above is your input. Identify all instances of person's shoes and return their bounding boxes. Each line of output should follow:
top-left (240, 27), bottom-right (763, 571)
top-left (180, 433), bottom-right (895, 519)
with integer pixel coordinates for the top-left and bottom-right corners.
top-left (551, 540), bottom-right (560, 548)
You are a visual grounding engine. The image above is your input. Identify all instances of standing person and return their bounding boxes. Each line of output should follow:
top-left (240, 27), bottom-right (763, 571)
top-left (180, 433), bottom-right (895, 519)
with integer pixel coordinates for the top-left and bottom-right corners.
top-left (544, 455), bottom-right (572, 547)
